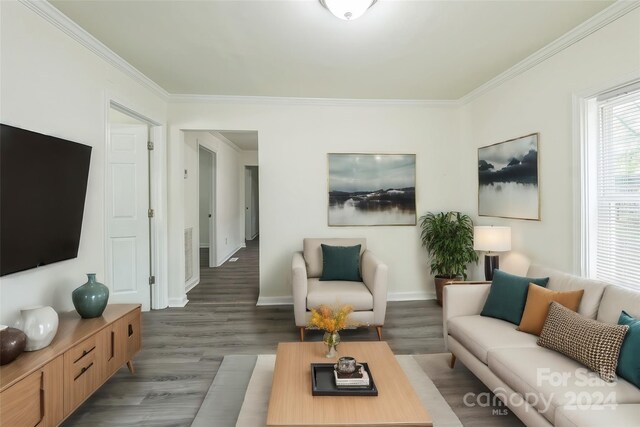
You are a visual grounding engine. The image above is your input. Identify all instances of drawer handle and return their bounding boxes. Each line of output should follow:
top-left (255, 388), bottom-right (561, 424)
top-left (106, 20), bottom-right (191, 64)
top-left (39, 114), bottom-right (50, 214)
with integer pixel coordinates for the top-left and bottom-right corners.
top-left (74, 362), bottom-right (94, 381)
top-left (128, 324), bottom-right (134, 337)
top-left (73, 345), bottom-right (96, 363)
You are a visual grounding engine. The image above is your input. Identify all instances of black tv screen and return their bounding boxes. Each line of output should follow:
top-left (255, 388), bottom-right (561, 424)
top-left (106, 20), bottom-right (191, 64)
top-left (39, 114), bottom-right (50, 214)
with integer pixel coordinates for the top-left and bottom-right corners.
top-left (1, 124), bottom-right (92, 276)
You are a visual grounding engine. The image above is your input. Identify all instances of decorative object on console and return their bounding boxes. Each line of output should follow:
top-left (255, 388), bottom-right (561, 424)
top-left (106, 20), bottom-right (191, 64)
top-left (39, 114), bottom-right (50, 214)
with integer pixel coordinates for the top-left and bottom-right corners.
top-left (517, 284), bottom-right (584, 335)
top-left (419, 211), bottom-right (478, 306)
top-left (319, 0), bottom-right (377, 21)
top-left (72, 273), bottom-right (110, 318)
top-left (336, 356), bottom-right (357, 374)
top-left (0, 325), bottom-right (26, 365)
top-left (538, 302), bottom-right (629, 382)
top-left (617, 311), bottom-right (640, 388)
top-left (308, 304), bottom-right (354, 357)
top-left (328, 153), bottom-right (416, 226)
top-left (478, 133), bottom-right (540, 220)
top-left (15, 305), bottom-right (59, 351)
top-left (480, 270), bottom-right (549, 325)
top-left (473, 225), bottom-right (511, 280)
top-left (320, 244), bottom-right (361, 282)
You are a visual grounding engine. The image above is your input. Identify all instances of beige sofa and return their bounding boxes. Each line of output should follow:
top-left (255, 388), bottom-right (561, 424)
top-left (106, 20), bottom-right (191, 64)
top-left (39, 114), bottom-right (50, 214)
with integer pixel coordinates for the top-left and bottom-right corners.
top-left (292, 238), bottom-right (388, 341)
top-left (443, 265), bottom-right (640, 427)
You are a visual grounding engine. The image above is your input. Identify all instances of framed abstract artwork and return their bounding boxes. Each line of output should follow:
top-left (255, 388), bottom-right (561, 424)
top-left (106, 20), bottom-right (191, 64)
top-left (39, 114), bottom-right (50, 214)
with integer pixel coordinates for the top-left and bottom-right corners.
top-left (328, 153), bottom-right (416, 226)
top-left (478, 133), bottom-right (540, 220)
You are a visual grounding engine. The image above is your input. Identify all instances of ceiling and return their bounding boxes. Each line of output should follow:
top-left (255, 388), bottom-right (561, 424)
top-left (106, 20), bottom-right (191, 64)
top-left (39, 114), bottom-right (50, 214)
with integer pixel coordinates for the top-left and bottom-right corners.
top-left (51, 0), bottom-right (613, 100)
top-left (218, 131), bottom-right (259, 151)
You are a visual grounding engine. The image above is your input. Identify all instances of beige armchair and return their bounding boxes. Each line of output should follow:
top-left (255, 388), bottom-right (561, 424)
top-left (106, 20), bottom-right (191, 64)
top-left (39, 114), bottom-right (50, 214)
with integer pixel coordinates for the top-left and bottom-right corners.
top-left (292, 238), bottom-right (388, 341)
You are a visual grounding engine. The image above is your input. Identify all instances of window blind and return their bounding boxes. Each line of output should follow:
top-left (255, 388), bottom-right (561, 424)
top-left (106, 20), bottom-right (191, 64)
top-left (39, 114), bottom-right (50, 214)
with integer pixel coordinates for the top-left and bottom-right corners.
top-left (593, 89), bottom-right (640, 289)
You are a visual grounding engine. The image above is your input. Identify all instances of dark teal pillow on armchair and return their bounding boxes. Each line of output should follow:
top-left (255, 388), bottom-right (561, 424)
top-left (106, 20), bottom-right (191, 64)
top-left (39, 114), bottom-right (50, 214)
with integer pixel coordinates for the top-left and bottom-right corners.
top-left (480, 269), bottom-right (549, 325)
top-left (320, 244), bottom-right (361, 282)
top-left (617, 311), bottom-right (640, 388)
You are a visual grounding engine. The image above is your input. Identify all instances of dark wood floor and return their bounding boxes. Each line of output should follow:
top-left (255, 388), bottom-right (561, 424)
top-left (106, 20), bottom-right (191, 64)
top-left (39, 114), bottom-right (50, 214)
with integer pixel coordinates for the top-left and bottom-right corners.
top-left (189, 239), bottom-right (259, 305)
top-left (63, 239), bottom-right (516, 426)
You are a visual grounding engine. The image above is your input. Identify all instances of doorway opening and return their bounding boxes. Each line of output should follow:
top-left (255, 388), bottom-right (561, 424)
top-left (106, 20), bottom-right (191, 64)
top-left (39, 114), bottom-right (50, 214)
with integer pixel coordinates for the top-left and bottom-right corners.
top-left (244, 166), bottom-right (259, 241)
top-left (199, 146), bottom-right (216, 269)
top-left (183, 130), bottom-right (259, 305)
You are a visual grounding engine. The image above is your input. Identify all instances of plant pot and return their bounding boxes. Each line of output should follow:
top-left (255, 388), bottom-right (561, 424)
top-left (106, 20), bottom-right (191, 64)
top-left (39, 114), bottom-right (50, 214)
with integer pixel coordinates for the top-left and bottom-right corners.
top-left (434, 276), bottom-right (462, 306)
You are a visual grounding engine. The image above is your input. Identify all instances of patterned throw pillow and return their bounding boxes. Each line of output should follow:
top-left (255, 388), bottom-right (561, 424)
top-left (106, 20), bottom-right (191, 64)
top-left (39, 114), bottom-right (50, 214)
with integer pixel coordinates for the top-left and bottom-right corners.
top-left (538, 302), bottom-right (629, 382)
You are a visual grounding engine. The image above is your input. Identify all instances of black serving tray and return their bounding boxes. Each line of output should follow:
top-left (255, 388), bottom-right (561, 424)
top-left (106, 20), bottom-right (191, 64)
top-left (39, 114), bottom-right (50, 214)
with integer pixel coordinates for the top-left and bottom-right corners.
top-left (310, 363), bottom-right (378, 396)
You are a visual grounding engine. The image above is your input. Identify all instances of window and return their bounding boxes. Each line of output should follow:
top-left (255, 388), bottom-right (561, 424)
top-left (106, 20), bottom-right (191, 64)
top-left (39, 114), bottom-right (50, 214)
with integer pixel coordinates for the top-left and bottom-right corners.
top-left (583, 83), bottom-right (640, 290)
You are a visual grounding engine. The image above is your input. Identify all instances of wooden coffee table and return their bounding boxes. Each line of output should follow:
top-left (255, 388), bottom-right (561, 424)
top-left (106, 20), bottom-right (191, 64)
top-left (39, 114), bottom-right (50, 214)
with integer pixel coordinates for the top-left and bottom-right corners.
top-left (267, 341), bottom-right (432, 426)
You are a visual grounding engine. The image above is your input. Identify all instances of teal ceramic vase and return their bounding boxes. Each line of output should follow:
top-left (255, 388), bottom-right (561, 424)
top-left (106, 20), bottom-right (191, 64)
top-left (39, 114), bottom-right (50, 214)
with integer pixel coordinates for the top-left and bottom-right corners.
top-left (72, 274), bottom-right (109, 318)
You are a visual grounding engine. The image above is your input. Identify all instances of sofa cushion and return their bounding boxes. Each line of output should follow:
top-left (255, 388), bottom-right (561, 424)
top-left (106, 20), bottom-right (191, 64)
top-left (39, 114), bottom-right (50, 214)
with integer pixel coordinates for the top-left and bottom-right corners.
top-left (597, 285), bottom-right (640, 324)
top-left (306, 278), bottom-right (373, 311)
top-left (303, 238), bottom-right (366, 278)
top-left (555, 405), bottom-right (640, 427)
top-left (447, 315), bottom-right (538, 364)
top-left (538, 302), bottom-right (629, 382)
top-left (518, 284), bottom-right (584, 336)
top-left (618, 311), bottom-right (640, 388)
top-left (320, 244), bottom-right (361, 282)
top-left (488, 347), bottom-right (640, 423)
top-left (481, 269), bottom-right (549, 325)
top-left (527, 264), bottom-right (608, 320)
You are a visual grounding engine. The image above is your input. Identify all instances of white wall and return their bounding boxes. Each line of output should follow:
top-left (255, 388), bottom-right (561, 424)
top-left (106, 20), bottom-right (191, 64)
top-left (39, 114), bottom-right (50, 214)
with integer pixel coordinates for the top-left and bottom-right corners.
top-left (459, 8), bottom-right (640, 279)
top-left (167, 102), bottom-right (463, 304)
top-left (0, 2), bottom-right (167, 324)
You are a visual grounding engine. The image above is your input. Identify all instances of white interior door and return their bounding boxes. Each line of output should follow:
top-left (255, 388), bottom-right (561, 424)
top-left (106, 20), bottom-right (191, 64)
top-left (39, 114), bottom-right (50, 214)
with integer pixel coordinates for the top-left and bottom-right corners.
top-left (245, 168), bottom-right (252, 240)
top-left (106, 123), bottom-right (150, 310)
top-left (209, 151), bottom-right (216, 267)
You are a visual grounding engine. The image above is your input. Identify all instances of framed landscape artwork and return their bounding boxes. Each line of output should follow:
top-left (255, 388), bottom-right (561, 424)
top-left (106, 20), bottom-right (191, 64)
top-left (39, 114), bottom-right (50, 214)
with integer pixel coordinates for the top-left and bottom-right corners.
top-left (478, 133), bottom-right (540, 220)
top-left (328, 153), bottom-right (416, 226)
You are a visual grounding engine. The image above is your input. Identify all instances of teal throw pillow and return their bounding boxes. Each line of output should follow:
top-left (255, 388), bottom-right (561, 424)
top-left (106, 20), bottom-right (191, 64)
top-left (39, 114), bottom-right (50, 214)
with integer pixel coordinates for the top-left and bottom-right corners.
top-left (320, 244), bottom-right (361, 282)
top-left (617, 311), bottom-right (640, 388)
top-left (480, 269), bottom-right (549, 325)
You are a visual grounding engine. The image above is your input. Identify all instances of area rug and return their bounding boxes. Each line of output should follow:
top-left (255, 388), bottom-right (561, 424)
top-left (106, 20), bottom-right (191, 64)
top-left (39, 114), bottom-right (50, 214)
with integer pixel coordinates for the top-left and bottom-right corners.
top-left (192, 354), bottom-right (462, 427)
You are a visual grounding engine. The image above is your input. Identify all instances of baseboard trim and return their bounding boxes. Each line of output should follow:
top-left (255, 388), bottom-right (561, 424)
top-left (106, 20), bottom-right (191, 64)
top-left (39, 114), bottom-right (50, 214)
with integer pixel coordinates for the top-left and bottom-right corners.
top-left (387, 291), bottom-right (436, 301)
top-left (217, 245), bottom-right (242, 266)
top-left (185, 277), bottom-right (199, 293)
top-left (256, 295), bottom-right (294, 306)
top-left (168, 295), bottom-right (189, 307)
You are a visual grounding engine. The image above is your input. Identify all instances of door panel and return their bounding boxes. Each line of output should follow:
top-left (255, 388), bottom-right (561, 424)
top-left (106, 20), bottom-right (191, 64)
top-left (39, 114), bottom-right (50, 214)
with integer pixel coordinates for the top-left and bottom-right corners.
top-left (106, 124), bottom-right (150, 310)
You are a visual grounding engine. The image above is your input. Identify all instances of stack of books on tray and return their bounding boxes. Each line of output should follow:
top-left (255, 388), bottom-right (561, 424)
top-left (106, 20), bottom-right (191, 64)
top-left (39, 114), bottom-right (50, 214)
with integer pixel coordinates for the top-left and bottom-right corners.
top-left (334, 364), bottom-right (370, 388)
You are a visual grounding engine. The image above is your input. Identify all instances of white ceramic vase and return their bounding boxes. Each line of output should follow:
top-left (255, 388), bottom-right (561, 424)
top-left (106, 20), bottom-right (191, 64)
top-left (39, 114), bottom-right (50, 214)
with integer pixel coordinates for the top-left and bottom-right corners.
top-left (15, 306), bottom-right (59, 351)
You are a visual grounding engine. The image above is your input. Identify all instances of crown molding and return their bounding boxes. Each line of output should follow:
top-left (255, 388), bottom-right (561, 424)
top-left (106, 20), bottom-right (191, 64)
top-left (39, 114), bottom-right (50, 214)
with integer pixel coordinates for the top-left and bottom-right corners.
top-left (169, 93), bottom-right (460, 107)
top-left (459, 0), bottom-right (640, 105)
top-left (20, 0), bottom-right (640, 107)
top-left (208, 131), bottom-right (242, 152)
top-left (19, 0), bottom-right (170, 101)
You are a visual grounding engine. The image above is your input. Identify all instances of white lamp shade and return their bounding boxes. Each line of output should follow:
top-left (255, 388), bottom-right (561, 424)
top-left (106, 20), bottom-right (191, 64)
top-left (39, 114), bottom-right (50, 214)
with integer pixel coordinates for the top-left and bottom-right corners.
top-left (321, 0), bottom-right (377, 20)
top-left (473, 226), bottom-right (511, 252)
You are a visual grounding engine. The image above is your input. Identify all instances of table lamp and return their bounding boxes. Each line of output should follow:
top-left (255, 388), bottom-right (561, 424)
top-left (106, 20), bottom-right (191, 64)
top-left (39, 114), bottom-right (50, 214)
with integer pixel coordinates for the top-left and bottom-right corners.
top-left (473, 226), bottom-right (511, 280)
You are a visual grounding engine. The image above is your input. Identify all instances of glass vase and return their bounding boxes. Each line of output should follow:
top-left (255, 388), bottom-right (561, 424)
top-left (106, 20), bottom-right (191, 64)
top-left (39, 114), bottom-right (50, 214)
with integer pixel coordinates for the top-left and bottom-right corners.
top-left (323, 331), bottom-right (340, 358)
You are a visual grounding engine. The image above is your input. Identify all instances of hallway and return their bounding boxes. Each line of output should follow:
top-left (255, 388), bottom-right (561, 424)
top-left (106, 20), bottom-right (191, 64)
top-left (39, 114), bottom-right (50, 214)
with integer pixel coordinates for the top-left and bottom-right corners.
top-left (188, 238), bottom-right (259, 305)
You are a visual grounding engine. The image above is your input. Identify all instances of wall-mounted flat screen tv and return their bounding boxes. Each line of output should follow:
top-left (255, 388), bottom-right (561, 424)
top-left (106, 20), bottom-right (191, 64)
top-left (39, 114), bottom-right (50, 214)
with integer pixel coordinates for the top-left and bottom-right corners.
top-left (1, 124), bottom-right (92, 276)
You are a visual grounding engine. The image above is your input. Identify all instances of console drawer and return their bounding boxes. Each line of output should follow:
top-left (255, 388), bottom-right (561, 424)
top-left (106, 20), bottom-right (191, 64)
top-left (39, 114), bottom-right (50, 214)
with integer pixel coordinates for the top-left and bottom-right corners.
top-left (64, 336), bottom-right (101, 415)
top-left (0, 369), bottom-right (42, 427)
top-left (0, 356), bottom-right (63, 427)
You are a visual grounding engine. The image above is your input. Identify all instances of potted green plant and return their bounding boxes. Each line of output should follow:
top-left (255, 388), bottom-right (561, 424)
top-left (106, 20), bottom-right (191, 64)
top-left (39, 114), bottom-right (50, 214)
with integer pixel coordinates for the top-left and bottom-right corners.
top-left (419, 211), bottom-right (478, 306)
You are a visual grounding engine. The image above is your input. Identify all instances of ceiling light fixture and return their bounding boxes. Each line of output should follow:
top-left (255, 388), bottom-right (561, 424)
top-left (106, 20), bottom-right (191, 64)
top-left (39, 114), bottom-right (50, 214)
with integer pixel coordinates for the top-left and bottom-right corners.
top-left (320, 0), bottom-right (377, 21)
